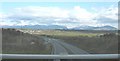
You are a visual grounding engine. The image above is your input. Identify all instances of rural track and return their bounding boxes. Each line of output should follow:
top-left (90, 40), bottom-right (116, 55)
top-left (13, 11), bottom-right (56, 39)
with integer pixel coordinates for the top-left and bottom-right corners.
top-left (43, 37), bottom-right (89, 61)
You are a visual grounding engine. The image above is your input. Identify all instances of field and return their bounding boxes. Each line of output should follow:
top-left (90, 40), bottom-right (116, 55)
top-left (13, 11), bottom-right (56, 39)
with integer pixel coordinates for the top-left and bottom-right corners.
top-left (20, 29), bottom-right (119, 54)
top-left (20, 29), bottom-right (117, 37)
top-left (2, 28), bottom-right (119, 54)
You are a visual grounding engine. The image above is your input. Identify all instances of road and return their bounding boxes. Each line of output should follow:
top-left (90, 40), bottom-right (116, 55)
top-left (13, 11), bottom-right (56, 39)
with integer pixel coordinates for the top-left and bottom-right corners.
top-left (43, 37), bottom-right (89, 61)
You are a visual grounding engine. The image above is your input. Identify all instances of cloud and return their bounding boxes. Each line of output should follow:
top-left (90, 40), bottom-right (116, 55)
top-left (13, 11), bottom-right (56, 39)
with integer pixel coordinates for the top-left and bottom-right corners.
top-left (0, 5), bottom-right (118, 28)
top-left (14, 6), bottom-right (69, 18)
top-left (94, 6), bottom-right (118, 28)
top-left (71, 6), bottom-right (94, 19)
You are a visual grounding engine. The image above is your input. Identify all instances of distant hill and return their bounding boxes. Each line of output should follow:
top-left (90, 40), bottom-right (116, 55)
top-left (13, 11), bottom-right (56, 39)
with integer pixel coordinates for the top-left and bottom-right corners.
top-left (1, 25), bottom-right (117, 30)
top-left (71, 25), bottom-right (117, 30)
top-left (1, 25), bottom-right (67, 30)
top-left (2, 28), bottom-right (50, 54)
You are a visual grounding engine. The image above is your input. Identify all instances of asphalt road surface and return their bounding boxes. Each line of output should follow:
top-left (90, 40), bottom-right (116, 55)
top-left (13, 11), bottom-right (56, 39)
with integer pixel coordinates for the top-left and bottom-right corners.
top-left (43, 37), bottom-right (89, 61)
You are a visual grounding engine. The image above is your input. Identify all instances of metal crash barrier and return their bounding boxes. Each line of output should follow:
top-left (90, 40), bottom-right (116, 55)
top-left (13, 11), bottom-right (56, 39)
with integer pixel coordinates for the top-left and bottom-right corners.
top-left (1, 54), bottom-right (119, 59)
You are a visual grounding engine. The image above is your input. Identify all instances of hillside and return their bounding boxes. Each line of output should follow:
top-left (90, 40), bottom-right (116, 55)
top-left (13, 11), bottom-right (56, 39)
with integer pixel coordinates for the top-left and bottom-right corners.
top-left (37, 30), bottom-right (118, 54)
top-left (2, 28), bottom-right (51, 54)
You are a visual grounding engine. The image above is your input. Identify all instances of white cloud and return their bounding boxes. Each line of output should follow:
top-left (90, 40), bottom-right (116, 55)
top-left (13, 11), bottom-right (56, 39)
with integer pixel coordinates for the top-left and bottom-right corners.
top-left (94, 6), bottom-right (118, 28)
top-left (0, 5), bottom-right (118, 28)
top-left (15, 6), bottom-right (69, 18)
top-left (71, 6), bottom-right (94, 19)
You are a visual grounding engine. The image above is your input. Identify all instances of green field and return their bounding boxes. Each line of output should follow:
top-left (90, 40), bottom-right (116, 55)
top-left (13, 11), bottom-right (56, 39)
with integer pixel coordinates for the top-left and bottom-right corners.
top-left (26, 29), bottom-right (118, 54)
top-left (38, 30), bottom-right (98, 37)
top-left (20, 29), bottom-right (116, 37)
top-left (3, 28), bottom-right (119, 54)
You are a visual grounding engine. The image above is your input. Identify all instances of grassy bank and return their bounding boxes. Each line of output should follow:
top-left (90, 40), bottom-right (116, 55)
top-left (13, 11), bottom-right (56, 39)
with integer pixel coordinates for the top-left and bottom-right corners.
top-left (2, 28), bottom-right (52, 54)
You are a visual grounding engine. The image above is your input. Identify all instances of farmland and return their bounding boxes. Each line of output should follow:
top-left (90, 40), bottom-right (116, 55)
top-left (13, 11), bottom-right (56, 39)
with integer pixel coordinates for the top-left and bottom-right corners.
top-left (20, 29), bottom-right (119, 54)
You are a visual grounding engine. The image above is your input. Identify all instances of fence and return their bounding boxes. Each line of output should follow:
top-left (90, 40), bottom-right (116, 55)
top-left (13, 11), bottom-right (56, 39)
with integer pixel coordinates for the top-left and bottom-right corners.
top-left (1, 54), bottom-right (119, 59)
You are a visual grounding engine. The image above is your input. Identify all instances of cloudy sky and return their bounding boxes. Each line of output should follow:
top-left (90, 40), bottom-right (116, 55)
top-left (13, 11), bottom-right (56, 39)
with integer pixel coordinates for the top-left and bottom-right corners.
top-left (0, 2), bottom-right (118, 28)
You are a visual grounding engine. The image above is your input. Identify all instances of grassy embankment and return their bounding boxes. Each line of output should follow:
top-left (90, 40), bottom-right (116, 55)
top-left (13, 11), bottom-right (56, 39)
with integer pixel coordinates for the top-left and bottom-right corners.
top-left (2, 28), bottom-right (52, 54)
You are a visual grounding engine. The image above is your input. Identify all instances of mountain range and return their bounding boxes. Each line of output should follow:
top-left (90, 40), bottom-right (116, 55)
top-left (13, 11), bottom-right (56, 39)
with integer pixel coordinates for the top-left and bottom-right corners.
top-left (71, 25), bottom-right (117, 30)
top-left (1, 25), bottom-right (117, 30)
top-left (1, 25), bottom-right (67, 30)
